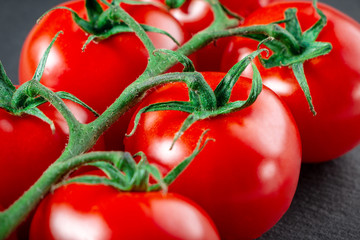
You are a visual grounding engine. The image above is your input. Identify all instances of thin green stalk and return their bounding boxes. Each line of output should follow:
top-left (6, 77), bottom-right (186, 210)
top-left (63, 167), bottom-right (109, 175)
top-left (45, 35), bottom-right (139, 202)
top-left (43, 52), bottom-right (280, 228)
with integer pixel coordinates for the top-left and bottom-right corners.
top-left (141, 10), bottom-right (300, 79)
top-left (178, 24), bottom-right (301, 57)
top-left (142, 0), bottom-right (239, 79)
top-left (23, 81), bottom-right (94, 161)
top-left (28, 81), bottom-right (82, 132)
top-left (205, 0), bottom-right (239, 30)
top-left (89, 72), bottom-right (216, 137)
top-left (220, 24), bottom-right (301, 54)
top-left (114, 5), bottom-right (156, 55)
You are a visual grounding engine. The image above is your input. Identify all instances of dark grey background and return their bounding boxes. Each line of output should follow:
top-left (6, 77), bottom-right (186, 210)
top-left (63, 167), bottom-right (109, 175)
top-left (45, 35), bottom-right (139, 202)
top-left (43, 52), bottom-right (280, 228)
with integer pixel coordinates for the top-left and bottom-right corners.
top-left (0, 1), bottom-right (359, 239)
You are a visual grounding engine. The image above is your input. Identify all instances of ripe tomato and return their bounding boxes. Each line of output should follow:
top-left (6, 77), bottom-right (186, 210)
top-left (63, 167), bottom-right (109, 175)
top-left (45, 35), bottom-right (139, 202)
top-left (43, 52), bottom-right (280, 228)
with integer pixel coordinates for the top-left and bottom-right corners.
top-left (29, 183), bottom-right (220, 240)
top-left (0, 100), bottom-right (104, 209)
top-left (147, 0), bottom-right (277, 34)
top-left (178, 0), bottom-right (277, 72)
top-left (143, 0), bottom-right (276, 72)
top-left (124, 72), bottom-right (302, 239)
top-left (19, 0), bottom-right (188, 150)
top-left (221, 2), bottom-right (360, 162)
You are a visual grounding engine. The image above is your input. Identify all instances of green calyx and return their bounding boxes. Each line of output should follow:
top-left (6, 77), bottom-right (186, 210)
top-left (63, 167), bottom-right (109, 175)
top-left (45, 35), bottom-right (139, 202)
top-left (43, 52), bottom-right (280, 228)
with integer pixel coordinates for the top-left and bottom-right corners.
top-left (252, 0), bottom-right (331, 67)
top-left (127, 49), bottom-right (265, 148)
top-left (1, 31), bottom-right (99, 131)
top-left (0, 61), bottom-right (56, 129)
top-left (40, 0), bottom-right (180, 51)
top-left (0, 34), bottom-right (66, 126)
top-left (55, 130), bottom-right (213, 192)
top-left (247, 0), bottom-right (331, 114)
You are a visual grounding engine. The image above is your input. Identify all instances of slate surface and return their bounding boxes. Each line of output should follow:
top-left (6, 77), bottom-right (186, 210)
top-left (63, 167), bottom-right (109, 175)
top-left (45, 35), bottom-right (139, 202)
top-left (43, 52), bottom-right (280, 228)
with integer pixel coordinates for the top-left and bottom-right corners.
top-left (0, 0), bottom-right (359, 239)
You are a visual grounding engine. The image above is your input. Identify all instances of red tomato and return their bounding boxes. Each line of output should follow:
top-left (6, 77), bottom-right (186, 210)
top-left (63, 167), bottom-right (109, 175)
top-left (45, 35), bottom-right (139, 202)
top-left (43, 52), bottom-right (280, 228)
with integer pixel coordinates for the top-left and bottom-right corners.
top-left (146, 0), bottom-right (277, 34)
top-left (146, 0), bottom-right (213, 34)
top-left (29, 183), bottom-right (220, 240)
top-left (124, 72), bottom-right (302, 239)
top-left (220, 0), bottom-right (277, 19)
top-left (19, 0), bottom-right (188, 150)
top-left (0, 100), bottom-right (104, 209)
top-left (143, 0), bottom-right (276, 72)
top-left (177, 0), bottom-right (277, 72)
top-left (221, 2), bottom-right (360, 162)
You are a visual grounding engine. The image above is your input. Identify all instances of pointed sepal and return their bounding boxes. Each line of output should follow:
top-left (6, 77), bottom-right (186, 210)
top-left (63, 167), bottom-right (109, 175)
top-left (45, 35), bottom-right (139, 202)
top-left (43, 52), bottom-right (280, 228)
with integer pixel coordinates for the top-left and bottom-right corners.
top-left (214, 49), bottom-right (265, 107)
top-left (0, 61), bottom-right (16, 111)
top-left (126, 101), bottom-right (195, 137)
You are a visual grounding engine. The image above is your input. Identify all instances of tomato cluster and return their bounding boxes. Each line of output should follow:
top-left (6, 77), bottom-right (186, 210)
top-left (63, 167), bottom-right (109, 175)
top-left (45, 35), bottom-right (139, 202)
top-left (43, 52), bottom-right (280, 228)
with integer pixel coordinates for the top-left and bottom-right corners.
top-left (1, 0), bottom-right (359, 240)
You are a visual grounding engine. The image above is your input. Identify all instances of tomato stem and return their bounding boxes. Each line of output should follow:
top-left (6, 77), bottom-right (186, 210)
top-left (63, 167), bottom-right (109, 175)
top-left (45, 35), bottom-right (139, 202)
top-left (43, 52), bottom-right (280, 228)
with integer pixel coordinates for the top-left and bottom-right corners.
top-left (89, 71), bottom-right (217, 137)
top-left (17, 81), bottom-right (82, 133)
top-left (140, 0), bottom-right (240, 79)
top-left (113, 4), bottom-right (156, 55)
top-left (205, 0), bottom-right (240, 30)
top-left (216, 24), bottom-right (301, 54)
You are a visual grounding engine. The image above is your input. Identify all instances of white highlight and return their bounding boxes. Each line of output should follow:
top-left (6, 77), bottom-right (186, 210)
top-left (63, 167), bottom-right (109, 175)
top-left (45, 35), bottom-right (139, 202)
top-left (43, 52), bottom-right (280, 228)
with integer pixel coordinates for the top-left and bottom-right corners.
top-left (0, 119), bottom-right (13, 133)
top-left (151, 139), bottom-right (184, 165)
top-left (172, 1), bottom-right (208, 20)
top-left (264, 77), bottom-right (294, 96)
top-left (152, 200), bottom-right (205, 239)
top-left (50, 205), bottom-right (111, 240)
top-left (258, 161), bottom-right (277, 182)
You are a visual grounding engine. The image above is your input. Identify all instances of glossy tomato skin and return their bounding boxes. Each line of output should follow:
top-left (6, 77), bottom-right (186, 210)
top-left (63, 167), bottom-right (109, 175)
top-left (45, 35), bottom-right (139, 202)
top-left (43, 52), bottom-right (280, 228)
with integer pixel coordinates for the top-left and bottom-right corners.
top-left (147, 0), bottom-right (277, 34)
top-left (221, 2), bottom-right (360, 162)
top-left (124, 72), bottom-right (302, 239)
top-left (220, 0), bottom-right (277, 19)
top-left (144, 0), bottom-right (276, 72)
top-left (0, 101), bottom-right (104, 209)
top-left (29, 184), bottom-right (220, 240)
top-left (19, 0), bottom-right (188, 150)
top-left (181, 0), bottom-right (276, 72)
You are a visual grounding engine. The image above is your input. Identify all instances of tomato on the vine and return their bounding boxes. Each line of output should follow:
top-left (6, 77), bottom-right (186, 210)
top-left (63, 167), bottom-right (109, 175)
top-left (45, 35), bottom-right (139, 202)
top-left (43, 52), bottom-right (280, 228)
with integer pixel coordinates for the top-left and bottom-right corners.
top-left (0, 101), bottom-right (104, 209)
top-left (19, 0), bottom-right (188, 150)
top-left (221, 1), bottom-right (360, 162)
top-left (143, 0), bottom-right (276, 72)
top-left (147, 0), bottom-right (277, 34)
top-left (124, 72), bottom-right (302, 239)
top-left (29, 183), bottom-right (220, 240)
top-left (180, 0), bottom-right (277, 72)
